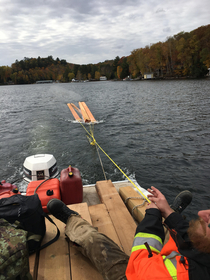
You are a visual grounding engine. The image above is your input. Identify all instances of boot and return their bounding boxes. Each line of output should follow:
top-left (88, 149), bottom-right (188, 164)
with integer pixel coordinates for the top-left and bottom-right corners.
top-left (171, 190), bottom-right (192, 214)
top-left (47, 199), bottom-right (79, 224)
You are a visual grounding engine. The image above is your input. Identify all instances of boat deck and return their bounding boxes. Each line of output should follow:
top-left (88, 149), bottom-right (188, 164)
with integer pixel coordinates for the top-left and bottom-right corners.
top-left (29, 180), bottom-right (147, 280)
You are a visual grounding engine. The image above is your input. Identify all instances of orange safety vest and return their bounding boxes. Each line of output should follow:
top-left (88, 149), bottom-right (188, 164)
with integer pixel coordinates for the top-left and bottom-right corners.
top-left (126, 233), bottom-right (189, 280)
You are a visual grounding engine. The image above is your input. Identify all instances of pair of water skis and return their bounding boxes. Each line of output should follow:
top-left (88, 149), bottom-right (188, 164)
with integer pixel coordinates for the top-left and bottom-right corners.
top-left (67, 102), bottom-right (97, 124)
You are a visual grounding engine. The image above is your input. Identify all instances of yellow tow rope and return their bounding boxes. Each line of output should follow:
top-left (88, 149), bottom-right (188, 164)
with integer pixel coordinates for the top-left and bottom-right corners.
top-left (78, 121), bottom-right (151, 203)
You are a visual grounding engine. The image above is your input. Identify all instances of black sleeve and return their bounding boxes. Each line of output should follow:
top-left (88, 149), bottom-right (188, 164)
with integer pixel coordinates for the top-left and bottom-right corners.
top-left (135, 208), bottom-right (165, 243)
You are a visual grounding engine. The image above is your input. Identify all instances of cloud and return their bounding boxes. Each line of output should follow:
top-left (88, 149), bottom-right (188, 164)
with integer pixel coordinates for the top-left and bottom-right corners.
top-left (156, 8), bottom-right (165, 13)
top-left (0, 0), bottom-right (210, 66)
top-left (163, 27), bottom-right (171, 33)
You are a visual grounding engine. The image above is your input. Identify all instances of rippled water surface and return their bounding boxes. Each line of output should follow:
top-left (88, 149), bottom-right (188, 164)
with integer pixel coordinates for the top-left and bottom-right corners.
top-left (1, 79), bottom-right (210, 219)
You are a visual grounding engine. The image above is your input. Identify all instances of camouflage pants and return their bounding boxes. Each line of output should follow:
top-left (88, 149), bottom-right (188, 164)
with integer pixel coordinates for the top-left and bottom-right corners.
top-left (0, 219), bottom-right (32, 280)
top-left (65, 215), bottom-right (129, 280)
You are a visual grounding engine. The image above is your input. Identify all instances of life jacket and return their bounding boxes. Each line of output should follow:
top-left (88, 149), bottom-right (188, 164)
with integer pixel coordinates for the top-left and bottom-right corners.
top-left (126, 233), bottom-right (189, 280)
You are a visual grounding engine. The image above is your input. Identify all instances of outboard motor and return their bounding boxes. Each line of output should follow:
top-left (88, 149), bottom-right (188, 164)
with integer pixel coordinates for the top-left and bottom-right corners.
top-left (23, 154), bottom-right (59, 182)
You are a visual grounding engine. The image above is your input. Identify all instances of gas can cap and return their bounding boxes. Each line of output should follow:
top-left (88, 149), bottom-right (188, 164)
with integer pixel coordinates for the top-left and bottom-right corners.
top-left (68, 172), bottom-right (73, 177)
top-left (12, 188), bottom-right (19, 194)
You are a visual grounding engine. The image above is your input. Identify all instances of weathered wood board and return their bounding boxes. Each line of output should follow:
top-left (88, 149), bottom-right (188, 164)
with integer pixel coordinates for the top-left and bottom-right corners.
top-left (37, 216), bottom-right (70, 280)
top-left (95, 180), bottom-right (136, 255)
top-left (89, 203), bottom-right (123, 251)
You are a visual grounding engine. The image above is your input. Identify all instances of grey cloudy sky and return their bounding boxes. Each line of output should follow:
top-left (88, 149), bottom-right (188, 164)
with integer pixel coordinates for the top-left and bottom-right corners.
top-left (0, 0), bottom-right (209, 67)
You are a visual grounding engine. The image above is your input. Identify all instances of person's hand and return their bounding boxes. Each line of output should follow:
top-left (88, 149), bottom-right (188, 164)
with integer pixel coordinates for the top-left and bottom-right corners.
top-left (147, 186), bottom-right (174, 219)
top-left (146, 201), bottom-right (158, 210)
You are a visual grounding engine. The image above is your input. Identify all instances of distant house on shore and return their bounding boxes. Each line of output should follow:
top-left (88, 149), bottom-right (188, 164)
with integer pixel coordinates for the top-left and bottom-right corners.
top-left (143, 73), bottom-right (154, 80)
top-left (100, 76), bottom-right (107, 81)
top-left (36, 80), bottom-right (53, 84)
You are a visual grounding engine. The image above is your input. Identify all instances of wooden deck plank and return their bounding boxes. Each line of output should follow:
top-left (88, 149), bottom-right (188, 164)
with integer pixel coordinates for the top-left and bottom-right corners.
top-left (95, 180), bottom-right (137, 255)
top-left (37, 216), bottom-right (70, 280)
top-left (70, 203), bottom-right (92, 224)
top-left (89, 204), bottom-right (123, 251)
top-left (69, 203), bottom-right (104, 280)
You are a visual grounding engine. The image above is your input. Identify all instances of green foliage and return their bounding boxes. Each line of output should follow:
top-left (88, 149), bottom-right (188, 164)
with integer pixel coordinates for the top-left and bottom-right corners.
top-left (120, 57), bottom-right (129, 79)
top-left (112, 56), bottom-right (120, 72)
top-left (68, 72), bottom-right (75, 81)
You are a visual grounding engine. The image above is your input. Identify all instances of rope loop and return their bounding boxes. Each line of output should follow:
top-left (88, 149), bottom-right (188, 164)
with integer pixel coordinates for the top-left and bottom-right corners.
top-left (132, 201), bottom-right (146, 216)
top-left (125, 196), bottom-right (147, 216)
top-left (125, 196), bottom-right (145, 204)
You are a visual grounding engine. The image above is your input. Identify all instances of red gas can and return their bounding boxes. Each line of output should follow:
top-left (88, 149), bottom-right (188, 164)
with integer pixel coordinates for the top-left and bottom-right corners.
top-left (0, 180), bottom-right (18, 194)
top-left (60, 166), bottom-right (83, 205)
top-left (0, 190), bottom-right (21, 199)
top-left (26, 178), bottom-right (61, 213)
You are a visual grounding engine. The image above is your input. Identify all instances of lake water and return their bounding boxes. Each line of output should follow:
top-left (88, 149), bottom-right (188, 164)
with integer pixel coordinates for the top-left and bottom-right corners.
top-left (1, 79), bottom-right (210, 219)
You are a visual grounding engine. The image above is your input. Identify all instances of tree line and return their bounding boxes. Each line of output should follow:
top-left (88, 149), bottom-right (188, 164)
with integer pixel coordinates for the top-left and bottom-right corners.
top-left (0, 56), bottom-right (126, 84)
top-left (0, 24), bottom-right (209, 85)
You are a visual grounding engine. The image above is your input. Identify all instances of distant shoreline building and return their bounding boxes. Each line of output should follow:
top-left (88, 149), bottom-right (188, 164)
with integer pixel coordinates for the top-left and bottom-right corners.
top-left (100, 76), bottom-right (107, 81)
top-left (143, 73), bottom-right (154, 80)
top-left (36, 80), bottom-right (53, 84)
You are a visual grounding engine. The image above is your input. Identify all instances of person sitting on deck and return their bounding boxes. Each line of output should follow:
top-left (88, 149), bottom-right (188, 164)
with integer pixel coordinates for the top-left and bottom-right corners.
top-left (47, 186), bottom-right (210, 280)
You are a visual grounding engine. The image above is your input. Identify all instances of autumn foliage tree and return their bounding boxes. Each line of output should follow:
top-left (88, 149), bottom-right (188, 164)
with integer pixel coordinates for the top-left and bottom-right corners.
top-left (95, 71), bottom-right (101, 80)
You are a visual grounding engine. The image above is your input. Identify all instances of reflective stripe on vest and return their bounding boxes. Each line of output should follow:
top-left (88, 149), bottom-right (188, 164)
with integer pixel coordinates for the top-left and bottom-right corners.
top-left (132, 232), bottom-right (163, 253)
top-left (164, 251), bottom-right (182, 267)
top-left (162, 251), bottom-right (182, 280)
